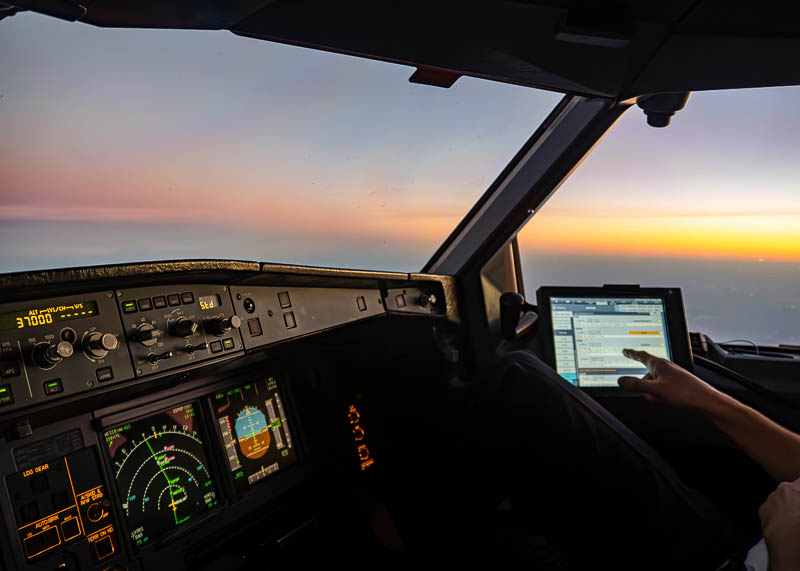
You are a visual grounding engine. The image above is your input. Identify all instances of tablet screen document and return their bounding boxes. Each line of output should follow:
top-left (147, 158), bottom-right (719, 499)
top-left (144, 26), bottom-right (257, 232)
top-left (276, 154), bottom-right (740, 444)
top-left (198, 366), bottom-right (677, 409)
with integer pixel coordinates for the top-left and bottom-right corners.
top-left (550, 296), bottom-right (672, 387)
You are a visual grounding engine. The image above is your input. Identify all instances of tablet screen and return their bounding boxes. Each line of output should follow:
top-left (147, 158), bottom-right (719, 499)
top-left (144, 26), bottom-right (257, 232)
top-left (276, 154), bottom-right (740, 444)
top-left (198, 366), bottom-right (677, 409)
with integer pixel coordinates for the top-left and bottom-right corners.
top-left (550, 296), bottom-right (672, 387)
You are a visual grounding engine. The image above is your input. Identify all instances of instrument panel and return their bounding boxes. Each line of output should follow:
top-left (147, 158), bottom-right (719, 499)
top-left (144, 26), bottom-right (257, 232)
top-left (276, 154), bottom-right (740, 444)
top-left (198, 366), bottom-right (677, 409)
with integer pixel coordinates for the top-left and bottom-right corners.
top-left (103, 402), bottom-right (219, 552)
top-left (211, 377), bottom-right (297, 494)
top-left (0, 263), bottom-right (451, 570)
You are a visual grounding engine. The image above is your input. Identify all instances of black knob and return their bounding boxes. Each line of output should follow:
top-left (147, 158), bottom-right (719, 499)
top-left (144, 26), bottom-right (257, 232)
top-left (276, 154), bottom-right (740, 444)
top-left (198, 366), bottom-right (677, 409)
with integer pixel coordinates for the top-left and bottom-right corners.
top-left (418, 293), bottom-right (438, 307)
top-left (85, 332), bottom-right (119, 359)
top-left (205, 315), bottom-right (241, 335)
top-left (147, 350), bottom-right (173, 364)
top-left (170, 318), bottom-right (197, 338)
top-left (136, 324), bottom-right (162, 347)
top-left (33, 341), bottom-right (73, 369)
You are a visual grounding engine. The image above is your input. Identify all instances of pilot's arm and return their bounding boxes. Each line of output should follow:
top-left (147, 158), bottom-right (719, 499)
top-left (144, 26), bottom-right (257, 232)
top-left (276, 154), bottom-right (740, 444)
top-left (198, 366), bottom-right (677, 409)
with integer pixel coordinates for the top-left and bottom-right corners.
top-left (619, 348), bottom-right (800, 483)
top-left (619, 349), bottom-right (800, 570)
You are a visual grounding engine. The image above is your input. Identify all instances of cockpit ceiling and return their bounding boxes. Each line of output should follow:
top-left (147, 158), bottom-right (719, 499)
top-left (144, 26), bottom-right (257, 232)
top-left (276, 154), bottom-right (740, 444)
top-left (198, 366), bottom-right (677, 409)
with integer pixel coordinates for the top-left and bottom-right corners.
top-left (8, 0), bottom-right (800, 99)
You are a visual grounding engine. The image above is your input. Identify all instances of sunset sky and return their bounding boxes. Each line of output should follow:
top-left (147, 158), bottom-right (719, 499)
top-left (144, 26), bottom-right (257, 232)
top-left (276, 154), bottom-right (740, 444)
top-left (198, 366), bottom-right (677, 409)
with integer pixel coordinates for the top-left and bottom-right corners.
top-left (1, 12), bottom-right (799, 273)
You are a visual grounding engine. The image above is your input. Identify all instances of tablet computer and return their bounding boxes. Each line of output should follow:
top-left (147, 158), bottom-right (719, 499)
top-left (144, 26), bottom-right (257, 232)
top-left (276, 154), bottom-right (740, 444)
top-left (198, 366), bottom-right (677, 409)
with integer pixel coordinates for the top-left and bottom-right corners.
top-left (536, 286), bottom-right (694, 388)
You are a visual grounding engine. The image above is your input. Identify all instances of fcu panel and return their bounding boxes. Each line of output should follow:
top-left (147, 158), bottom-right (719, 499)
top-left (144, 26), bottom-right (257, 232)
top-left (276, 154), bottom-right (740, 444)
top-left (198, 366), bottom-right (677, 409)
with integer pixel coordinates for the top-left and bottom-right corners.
top-left (230, 286), bottom-right (384, 349)
top-left (116, 285), bottom-right (243, 376)
top-left (0, 293), bottom-right (133, 413)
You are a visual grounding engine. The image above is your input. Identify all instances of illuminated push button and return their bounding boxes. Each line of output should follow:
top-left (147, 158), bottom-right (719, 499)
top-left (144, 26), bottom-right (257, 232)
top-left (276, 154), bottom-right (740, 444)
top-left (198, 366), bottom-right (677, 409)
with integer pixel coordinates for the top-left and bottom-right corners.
top-left (356, 296), bottom-right (367, 312)
top-left (1, 361), bottom-right (20, 378)
top-left (209, 341), bottom-right (223, 354)
top-left (96, 367), bottom-right (113, 382)
top-left (61, 517), bottom-right (81, 541)
top-left (395, 294), bottom-right (406, 308)
top-left (247, 318), bottom-right (262, 337)
top-left (121, 300), bottom-right (137, 314)
top-left (137, 298), bottom-right (153, 311)
top-left (19, 502), bottom-right (39, 525)
top-left (0, 384), bottom-right (14, 406)
top-left (181, 292), bottom-right (194, 304)
top-left (94, 535), bottom-right (114, 559)
top-left (23, 525), bottom-right (60, 559)
top-left (51, 489), bottom-right (71, 510)
top-left (43, 379), bottom-right (63, 395)
top-left (152, 296), bottom-right (167, 309)
top-left (30, 473), bottom-right (49, 493)
top-left (283, 312), bottom-right (296, 329)
top-left (222, 338), bottom-right (235, 350)
top-left (278, 291), bottom-right (291, 308)
top-left (167, 294), bottom-right (181, 307)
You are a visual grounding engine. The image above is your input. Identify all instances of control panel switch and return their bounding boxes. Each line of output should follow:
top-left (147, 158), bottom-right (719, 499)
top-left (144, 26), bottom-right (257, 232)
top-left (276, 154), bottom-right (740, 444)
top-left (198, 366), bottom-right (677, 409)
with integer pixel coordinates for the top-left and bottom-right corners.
top-left (135, 324), bottom-right (162, 347)
top-left (170, 317), bottom-right (198, 339)
top-left (85, 332), bottom-right (119, 359)
top-left (147, 350), bottom-right (173, 365)
top-left (205, 315), bottom-right (241, 335)
top-left (33, 341), bottom-right (73, 369)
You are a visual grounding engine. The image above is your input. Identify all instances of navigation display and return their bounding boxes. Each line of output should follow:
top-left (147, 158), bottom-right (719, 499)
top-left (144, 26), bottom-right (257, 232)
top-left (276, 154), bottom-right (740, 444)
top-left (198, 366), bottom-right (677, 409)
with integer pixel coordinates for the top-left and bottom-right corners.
top-left (550, 296), bottom-right (672, 387)
top-left (103, 403), bottom-right (219, 551)
top-left (211, 377), bottom-right (297, 494)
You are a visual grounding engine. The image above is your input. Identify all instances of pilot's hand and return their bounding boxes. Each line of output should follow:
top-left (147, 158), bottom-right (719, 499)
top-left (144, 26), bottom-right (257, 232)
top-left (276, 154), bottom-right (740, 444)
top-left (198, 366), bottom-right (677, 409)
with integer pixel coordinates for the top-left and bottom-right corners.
top-left (617, 349), bottom-right (717, 409)
top-left (759, 478), bottom-right (800, 571)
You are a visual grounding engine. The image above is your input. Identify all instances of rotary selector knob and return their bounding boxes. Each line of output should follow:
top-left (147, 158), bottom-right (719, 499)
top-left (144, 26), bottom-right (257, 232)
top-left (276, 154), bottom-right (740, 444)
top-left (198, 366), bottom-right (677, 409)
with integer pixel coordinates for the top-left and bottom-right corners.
top-left (136, 324), bottom-right (162, 347)
top-left (85, 332), bottom-right (119, 359)
top-left (205, 315), bottom-right (241, 336)
top-left (33, 341), bottom-right (73, 369)
top-left (171, 317), bottom-right (198, 339)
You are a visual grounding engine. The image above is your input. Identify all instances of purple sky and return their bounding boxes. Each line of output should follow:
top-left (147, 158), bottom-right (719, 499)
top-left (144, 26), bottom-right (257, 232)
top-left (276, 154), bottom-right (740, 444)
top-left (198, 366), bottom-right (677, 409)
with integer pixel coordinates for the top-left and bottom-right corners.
top-left (1, 12), bottom-right (799, 343)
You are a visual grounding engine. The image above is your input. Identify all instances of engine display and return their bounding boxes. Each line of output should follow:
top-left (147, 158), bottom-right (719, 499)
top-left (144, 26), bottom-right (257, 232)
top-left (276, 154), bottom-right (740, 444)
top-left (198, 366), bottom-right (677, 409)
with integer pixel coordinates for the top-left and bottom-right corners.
top-left (103, 403), bottom-right (219, 550)
top-left (212, 377), bottom-right (297, 494)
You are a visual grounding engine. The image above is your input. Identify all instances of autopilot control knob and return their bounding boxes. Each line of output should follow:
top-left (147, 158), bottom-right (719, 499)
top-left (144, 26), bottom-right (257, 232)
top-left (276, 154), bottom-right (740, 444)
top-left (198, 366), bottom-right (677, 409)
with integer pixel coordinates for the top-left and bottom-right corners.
top-left (205, 315), bottom-right (241, 336)
top-left (85, 332), bottom-right (119, 359)
top-left (136, 324), bottom-right (162, 347)
top-left (33, 341), bottom-right (73, 369)
top-left (170, 317), bottom-right (198, 338)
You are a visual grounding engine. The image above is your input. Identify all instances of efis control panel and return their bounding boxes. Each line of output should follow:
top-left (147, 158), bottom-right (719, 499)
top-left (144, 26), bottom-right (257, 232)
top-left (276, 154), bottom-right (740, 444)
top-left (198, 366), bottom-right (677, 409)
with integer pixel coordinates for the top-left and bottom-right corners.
top-left (0, 293), bottom-right (134, 412)
top-left (117, 285), bottom-right (243, 376)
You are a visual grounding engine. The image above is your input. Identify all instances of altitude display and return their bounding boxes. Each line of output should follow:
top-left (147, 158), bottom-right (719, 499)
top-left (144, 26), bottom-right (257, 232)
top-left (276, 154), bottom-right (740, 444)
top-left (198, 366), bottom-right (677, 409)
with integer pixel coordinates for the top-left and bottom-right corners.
top-left (0, 300), bottom-right (99, 331)
top-left (103, 403), bottom-right (218, 550)
top-left (212, 377), bottom-right (297, 494)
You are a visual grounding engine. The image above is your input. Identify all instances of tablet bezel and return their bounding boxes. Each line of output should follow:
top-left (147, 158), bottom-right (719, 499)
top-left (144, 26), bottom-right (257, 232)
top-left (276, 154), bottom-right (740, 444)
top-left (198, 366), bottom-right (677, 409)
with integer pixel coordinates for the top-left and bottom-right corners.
top-left (536, 285), bottom-right (695, 389)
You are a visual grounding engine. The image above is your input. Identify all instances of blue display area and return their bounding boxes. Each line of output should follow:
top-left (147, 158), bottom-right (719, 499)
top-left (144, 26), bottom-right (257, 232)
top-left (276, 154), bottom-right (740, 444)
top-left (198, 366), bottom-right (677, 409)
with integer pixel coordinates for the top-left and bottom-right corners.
top-left (234, 407), bottom-right (268, 439)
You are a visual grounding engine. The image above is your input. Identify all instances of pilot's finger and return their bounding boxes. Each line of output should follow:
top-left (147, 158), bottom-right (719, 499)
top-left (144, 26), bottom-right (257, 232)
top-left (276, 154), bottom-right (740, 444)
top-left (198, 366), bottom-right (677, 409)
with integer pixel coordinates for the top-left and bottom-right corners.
top-left (622, 348), bottom-right (659, 370)
top-left (618, 375), bottom-right (651, 392)
top-left (618, 376), bottom-right (657, 403)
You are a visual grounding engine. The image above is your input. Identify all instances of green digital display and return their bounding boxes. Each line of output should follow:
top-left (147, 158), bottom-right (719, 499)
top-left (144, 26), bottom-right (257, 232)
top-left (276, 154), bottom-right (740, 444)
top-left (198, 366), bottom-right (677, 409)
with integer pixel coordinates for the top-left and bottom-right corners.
top-left (0, 300), bottom-right (99, 332)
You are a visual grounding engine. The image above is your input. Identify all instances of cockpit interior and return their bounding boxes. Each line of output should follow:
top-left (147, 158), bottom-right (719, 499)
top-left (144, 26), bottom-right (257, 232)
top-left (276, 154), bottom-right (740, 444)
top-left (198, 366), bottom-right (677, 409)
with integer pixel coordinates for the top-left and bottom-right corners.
top-left (2, 1), bottom-right (800, 570)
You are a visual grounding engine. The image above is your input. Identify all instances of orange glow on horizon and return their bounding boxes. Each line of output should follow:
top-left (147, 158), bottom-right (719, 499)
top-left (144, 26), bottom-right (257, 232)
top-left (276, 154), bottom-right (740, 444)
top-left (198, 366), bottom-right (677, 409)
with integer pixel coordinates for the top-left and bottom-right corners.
top-left (518, 213), bottom-right (800, 262)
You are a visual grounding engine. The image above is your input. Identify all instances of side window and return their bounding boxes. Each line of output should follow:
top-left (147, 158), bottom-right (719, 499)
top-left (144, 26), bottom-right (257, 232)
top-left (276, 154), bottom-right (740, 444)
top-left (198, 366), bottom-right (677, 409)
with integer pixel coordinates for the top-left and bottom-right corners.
top-left (517, 87), bottom-right (800, 346)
